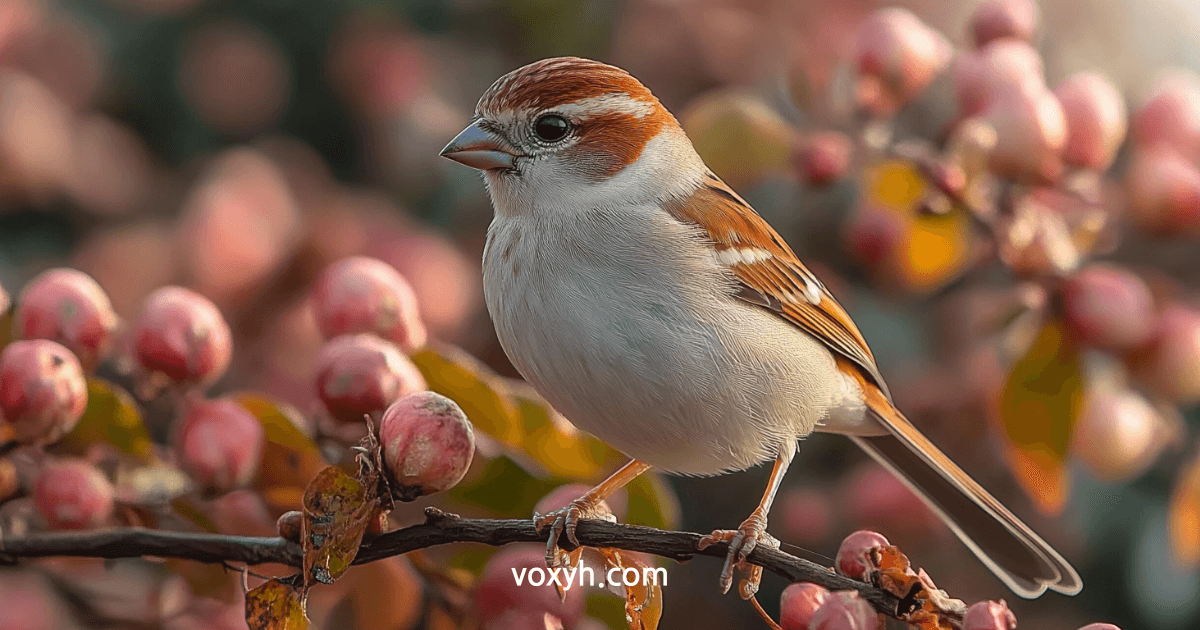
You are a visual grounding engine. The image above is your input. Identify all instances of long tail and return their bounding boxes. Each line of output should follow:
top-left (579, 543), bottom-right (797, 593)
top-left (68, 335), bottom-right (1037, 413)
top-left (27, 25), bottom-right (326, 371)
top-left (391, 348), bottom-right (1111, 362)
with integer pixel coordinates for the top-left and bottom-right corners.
top-left (852, 398), bottom-right (1082, 598)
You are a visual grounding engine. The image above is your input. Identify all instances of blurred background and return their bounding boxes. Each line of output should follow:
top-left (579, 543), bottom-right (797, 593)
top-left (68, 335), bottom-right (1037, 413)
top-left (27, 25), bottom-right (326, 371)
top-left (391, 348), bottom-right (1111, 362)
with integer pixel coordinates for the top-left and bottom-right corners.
top-left (2, 0), bottom-right (1200, 629)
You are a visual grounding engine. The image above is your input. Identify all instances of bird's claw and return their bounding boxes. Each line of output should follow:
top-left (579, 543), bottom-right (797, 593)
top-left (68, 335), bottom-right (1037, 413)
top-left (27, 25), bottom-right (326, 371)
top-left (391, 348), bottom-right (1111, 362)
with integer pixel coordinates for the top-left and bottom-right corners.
top-left (534, 499), bottom-right (615, 566)
top-left (698, 515), bottom-right (777, 598)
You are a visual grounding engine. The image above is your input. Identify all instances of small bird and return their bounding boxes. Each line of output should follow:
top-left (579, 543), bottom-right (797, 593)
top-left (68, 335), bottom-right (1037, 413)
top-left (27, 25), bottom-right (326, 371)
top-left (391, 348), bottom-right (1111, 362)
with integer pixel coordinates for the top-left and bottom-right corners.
top-left (441, 57), bottom-right (1081, 599)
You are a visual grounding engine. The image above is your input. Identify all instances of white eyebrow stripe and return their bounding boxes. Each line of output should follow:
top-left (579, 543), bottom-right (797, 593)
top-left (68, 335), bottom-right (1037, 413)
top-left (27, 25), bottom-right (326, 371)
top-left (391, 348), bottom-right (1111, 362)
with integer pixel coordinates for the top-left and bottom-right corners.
top-left (715, 247), bottom-right (774, 266)
top-left (554, 93), bottom-right (656, 118)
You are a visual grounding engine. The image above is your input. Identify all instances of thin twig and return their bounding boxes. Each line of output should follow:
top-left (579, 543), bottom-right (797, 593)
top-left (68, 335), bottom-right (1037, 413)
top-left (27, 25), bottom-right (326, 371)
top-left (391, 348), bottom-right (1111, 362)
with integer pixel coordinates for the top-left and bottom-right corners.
top-left (0, 507), bottom-right (906, 619)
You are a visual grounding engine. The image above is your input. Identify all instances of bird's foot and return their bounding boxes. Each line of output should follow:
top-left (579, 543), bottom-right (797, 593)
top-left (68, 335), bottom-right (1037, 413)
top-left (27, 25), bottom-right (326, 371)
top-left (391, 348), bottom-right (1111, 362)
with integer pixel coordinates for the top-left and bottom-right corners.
top-left (534, 498), bottom-right (616, 566)
top-left (698, 514), bottom-right (778, 598)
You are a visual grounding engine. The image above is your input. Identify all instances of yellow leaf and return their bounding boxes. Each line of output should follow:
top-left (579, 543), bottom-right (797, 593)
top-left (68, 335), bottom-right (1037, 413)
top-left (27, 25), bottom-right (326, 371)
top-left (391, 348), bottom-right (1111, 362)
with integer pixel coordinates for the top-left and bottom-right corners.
top-left (410, 344), bottom-right (524, 448)
top-left (302, 466), bottom-right (379, 586)
top-left (998, 318), bottom-right (1084, 514)
top-left (513, 386), bottom-right (620, 480)
top-left (56, 378), bottom-right (156, 463)
top-left (234, 393), bottom-right (326, 513)
top-left (1168, 453), bottom-right (1200, 569)
top-left (245, 579), bottom-right (310, 630)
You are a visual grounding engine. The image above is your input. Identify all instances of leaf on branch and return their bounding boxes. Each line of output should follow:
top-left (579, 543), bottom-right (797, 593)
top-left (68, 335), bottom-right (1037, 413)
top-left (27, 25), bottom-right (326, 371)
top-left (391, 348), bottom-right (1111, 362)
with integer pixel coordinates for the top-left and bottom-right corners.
top-left (592, 548), bottom-right (663, 630)
top-left (235, 393), bottom-right (326, 513)
top-left (998, 317), bottom-right (1083, 515)
top-left (246, 579), bottom-right (310, 630)
top-left (55, 378), bottom-right (156, 463)
top-left (868, 546), bottom-right (961, 629)
top-left (301, 445), bottom-right (387, 587)
top-left (410, 344), bottom-right (524, 448)
top-left (512, 383), bottom-right (620, 480)
top-left (1168, 451), bottom-right (1200, 569)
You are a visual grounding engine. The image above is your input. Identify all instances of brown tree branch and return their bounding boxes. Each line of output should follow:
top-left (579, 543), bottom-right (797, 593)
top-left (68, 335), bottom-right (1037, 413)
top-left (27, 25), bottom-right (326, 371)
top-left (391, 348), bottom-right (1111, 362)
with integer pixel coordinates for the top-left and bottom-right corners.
top-left (0, 507), bottom-right (904, 618)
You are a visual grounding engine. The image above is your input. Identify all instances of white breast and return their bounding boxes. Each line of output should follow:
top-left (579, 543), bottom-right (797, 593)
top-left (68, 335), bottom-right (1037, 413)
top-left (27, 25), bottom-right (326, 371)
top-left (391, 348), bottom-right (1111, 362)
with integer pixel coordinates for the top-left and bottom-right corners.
top-left (482, 206), bottom-right (858, 476)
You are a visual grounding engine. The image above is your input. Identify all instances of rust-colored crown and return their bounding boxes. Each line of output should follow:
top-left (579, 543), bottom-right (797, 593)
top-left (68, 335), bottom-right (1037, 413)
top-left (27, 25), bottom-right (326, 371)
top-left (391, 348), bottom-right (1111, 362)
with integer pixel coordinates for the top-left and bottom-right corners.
top-left (477, 57), bottom-right (658, 115)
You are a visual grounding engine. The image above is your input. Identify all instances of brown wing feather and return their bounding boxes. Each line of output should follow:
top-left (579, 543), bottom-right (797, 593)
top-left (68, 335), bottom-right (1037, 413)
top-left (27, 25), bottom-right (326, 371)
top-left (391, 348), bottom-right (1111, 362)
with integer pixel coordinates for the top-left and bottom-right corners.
top-left (663, 174), bottom-right (889, 397)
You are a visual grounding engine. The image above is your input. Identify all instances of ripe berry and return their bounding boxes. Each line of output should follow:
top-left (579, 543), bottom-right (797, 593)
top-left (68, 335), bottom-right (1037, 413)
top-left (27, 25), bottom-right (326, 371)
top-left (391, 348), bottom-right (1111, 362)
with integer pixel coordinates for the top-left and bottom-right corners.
top-left (1130, 305), bottom-right (1200, 404)
top-left (982, 85), bottom-right (1067, 183)
top-left (473, 546), bottom-right (584, 626)
top-left (1073, 388), bottom-right (1163, 482)
top-left (1054, 72), bottom-right (1128, 170)
top-left (954, 40), bottom-right (1044, 117)
top-left (314, 334), bottom-right (426, 424)
top-left (963, 600), bottom-right (1017, 630)
top-left (380, 391), bottom-right (474, 501)
top-left (132, 286), bottom-right (232, 386)
top-left (177, 397), bottom-right (265, 492)
top-left (33, 459), bottom-right (114, 529)
top-left (970, 0), bottom-right (1038, 47)
top-left (808, 590), bottom-right (876, 630)
top-left (794, 132), bottom-right (852, 187)
top-left (835, 530), bottom-right (891, 581)
top-left (1063, 264), bottom-right (1156, 350)
top-left (780, 582), bottom-right (829, 630)
top-left (13, 268), bottom-right (118, 371)
top-left (1133, 70), bottom-right (1200, 159)
top-left (311, 256), bottom-right (427, 351)
top-left (852, 8), bottom-right (951, 114)
top-left (1125, 147), bottom-right (1200, 233)
top-left (0, 339), bottom-right (88, 445)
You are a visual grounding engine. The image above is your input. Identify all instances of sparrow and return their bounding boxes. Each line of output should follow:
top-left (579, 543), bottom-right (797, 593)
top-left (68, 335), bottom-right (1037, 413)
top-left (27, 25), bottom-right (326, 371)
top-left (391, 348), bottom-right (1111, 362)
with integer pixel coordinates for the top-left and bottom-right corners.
top-left (440, 56), bottom-right (1081, 599)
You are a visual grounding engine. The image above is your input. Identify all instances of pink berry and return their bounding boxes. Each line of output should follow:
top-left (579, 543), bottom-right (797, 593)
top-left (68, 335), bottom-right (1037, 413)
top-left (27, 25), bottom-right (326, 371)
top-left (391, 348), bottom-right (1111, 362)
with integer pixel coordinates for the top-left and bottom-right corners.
top-left (1073, 388), bottom-right (1163, 482)
top-left (311, 256), bottom-right (427, 351)
top-left (852, 8), bottom-right (951, 114)
top-left (982, 85), bottom-right (1067, 183)
top-left (808, 590), bottom-right (876, 630)
top-left (1063, 264), bottom-right (1156, 350)
top-left (1125, 147), bottom-right (1200, 233)
top-left (132, 287), bottom-right (232, 386)
top-left (177, 397), bottom-right (265, 492)
top-left (962, 600), bottom-right (1017, 630)
top-left (794, 132), bottom-right (852, 187)
top-left (1054, 72), bottom-right (1128, 170)
top-left (1133, 70), bottom-right (1200, 159)
top-left (13, 268), bottom-right (118, 371)
top-left (473, 546), bottom-right (584, 626)
top-left (970, 0), bottom-right (1038, 47)
top-left (33, 459), bottom-right (114, 529)
top-left (1076, 625), bottom-right (1121, 630)
top-left (1130, 305), bottom-right (1200, 404)
top-left (842, 208), bottom-right (905, 267)
top-left (314, 334), bottom-right (426, 424)
top-left (780, 582), bottom-right (829, 630)
top-left (835, 530), bottom-right (890, 581)
top-left (954, 40), bottom-right (1045, 117)
top-left (0, 339), bottom-right (87, 445)
top-left (380, 391), bottom-right (474, 501)
top-left (277, 510), bottom-right (302, 543)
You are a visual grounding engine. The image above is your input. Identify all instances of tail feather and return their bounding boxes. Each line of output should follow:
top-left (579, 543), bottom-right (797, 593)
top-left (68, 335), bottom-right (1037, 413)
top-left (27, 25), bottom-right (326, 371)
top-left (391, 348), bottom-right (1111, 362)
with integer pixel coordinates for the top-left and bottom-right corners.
top-left (853, 401), bottom-right (1082, 598)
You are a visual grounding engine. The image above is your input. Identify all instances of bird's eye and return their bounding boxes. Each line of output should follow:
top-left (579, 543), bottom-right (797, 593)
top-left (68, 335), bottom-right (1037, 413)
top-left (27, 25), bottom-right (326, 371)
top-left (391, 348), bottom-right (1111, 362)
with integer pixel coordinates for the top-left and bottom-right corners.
top-left (533, 114), bottom-right (570, 142)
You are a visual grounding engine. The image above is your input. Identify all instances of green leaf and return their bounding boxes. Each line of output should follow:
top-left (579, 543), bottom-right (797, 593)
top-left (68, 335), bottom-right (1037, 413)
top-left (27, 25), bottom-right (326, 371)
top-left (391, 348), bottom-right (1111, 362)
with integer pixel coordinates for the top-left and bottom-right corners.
top-left (624, 473), bottom-right (679, 531)
top-left (56, 378), bottom-right (155, 463)
top-left (410, 344), bottom-right (524, 447)
top-left (234, 393), bottom-right (326, 513)
top-left (245, 579), bottom-right (310, 630)
top-left (446, 455), bottom-right (560, 518)
top-left (999, 317), bottom-right (1084, 515)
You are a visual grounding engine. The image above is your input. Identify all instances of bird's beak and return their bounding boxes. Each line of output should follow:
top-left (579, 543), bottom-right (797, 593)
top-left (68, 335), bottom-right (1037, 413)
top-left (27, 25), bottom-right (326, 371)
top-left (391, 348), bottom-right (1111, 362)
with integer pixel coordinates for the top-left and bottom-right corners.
top-left (440, 121), bottom-right (522, 171)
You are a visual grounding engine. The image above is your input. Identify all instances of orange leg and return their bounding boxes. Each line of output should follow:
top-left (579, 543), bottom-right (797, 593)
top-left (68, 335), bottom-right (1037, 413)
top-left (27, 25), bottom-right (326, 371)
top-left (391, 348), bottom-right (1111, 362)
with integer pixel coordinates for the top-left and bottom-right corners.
top-left (699, 450), bottom-right (792, 597)
top-left (536, 459), bottom-right (651, 554)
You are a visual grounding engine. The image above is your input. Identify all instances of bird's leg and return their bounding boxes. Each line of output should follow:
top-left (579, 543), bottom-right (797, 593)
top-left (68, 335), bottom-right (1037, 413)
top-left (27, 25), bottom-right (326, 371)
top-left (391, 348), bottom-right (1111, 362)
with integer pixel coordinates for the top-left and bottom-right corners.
top-left (698, 447), bottom-right (793, 597)
top-left (535, 459), bottom-right (652, 559)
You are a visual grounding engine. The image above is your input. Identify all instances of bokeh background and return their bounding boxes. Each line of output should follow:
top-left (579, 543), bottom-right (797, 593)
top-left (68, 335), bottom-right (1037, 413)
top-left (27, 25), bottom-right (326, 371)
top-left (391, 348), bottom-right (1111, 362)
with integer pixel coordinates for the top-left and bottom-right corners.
top-left (2, 0), bottom-right (1200, 629)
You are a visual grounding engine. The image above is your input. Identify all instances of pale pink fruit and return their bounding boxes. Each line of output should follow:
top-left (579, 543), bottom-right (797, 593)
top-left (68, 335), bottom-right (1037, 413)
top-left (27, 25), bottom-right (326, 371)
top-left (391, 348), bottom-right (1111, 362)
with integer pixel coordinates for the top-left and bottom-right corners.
top-left (1063, 264), bottom-right (1156, 350)
top-left (809, 590), bottom-right (876, 630)
top-left (1133, 70), bottom-right (1200, 159)
top-left (1073, 388), bottom-right (1163, 482)
top-left (794, 132), bottom-right (852, 187)
top-left (177, 398), bottom-right (264, 492)
top-left (1054, 72), bottom-right (1128, 170)
top-left (1130, 305), bottom-right (1200, 404)
top-left (982, 85), bottom-right (1067, 183)
top-left (132, 286), bottom-right (232, 386)
top-left (1125, 147), bottom-right (1200, 233)
top-left (852, 8), bottom-right (951, 113)
top-left (962, 600), bottom-right (1017, 630)
top-left (954, 40), bottom-right (1045, 117)
top-left (33, 459), bottom-right (114, 529)
top-left (473, 546), bottom-right (584, 626)
top-left (0, 339), bottom-right (87, 445)
top-left (311, 256), bottom-right (426, 351)
top-left (780, 582), bottom-right (829, 630)
top-left (13, 267), bottom-right (118, 371)
top-left (835, 530), bottom-right (890, 581)
top-left (314, 334), bottom-right (425, 424)
top-left (380, 391), bottom-right (474, 501)
top-left (970, 0), bottom-right (1038, 47)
